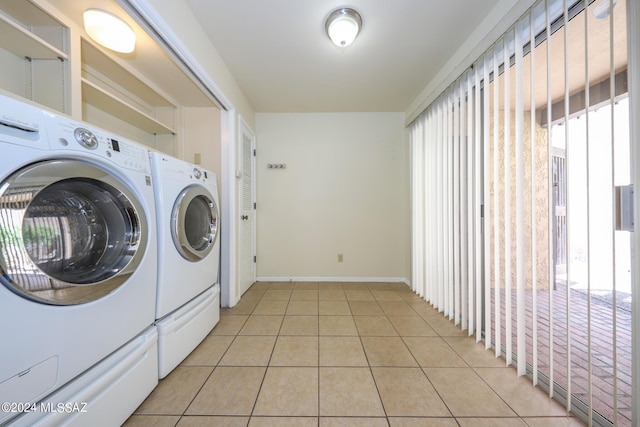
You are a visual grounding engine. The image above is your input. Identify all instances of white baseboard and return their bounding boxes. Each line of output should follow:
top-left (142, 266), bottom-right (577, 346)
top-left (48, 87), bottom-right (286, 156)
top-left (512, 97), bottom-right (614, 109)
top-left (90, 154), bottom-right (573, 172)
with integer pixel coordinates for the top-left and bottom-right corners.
top-left (256, 276), bottom-right (411, 286)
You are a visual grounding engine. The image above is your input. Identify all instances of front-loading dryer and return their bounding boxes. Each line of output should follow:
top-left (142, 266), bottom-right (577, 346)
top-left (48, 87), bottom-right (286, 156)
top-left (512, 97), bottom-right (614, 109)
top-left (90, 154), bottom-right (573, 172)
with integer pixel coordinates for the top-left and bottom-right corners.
top-left (150, 152), bottom-right (220, 378)
top-left (0, 94), bottom-right (158, 425)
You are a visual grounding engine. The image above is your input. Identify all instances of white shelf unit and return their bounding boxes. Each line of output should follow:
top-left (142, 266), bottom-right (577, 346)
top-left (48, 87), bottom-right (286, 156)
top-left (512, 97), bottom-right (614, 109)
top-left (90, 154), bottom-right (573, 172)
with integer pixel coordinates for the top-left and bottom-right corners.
top-left (0, 13), bottom-right (66, 59)
top-left (80, 79), bottom-right (174, 135)
top-left (0, 0), bottom-right (68, 113)
top-left (0, 1), bottom-right (218, 156)
top-left (80, 38), bottom-right (177, 146)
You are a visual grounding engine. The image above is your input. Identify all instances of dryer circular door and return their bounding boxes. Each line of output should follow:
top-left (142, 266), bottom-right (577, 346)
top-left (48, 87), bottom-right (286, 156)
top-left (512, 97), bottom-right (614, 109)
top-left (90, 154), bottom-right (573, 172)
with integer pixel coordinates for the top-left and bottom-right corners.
top-left (0, 160), bottom-right (148, 305)
top-left (171, 185), bottom-right (219, 261)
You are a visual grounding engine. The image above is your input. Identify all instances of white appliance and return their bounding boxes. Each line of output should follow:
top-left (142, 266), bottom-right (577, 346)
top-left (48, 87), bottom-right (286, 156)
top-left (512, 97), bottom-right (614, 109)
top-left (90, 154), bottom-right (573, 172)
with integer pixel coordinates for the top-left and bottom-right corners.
top-left (0, 94), bottom-right (158, 425)
top-left (150, 152), bottom-right (220, 378)
top-left (7, 327), bottom-right (158, 427)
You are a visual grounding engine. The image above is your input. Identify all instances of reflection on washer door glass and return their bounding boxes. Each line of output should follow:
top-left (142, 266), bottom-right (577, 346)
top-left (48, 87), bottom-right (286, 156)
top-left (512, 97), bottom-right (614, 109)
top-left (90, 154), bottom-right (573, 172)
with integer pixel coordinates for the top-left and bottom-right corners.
top-left (0, 178), bottom-right (140, 293)
top-left (184, 196), bottom-right (214, 251)
top-left (22, 179), bottom-right (138, 284)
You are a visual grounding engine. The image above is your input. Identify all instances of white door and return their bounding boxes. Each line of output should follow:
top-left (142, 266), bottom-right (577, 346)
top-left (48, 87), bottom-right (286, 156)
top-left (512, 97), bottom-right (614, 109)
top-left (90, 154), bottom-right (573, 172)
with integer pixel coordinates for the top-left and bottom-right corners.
top-left (238, 119), bottom-right (256, 295)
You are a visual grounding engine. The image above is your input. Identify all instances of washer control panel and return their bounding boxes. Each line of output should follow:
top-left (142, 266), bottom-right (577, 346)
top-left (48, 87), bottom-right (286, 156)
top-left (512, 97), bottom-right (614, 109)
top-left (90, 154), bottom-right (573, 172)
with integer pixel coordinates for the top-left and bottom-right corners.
top-left (45, 115), bottom-right (151, 174)
top-left (74, 128), bottom-right (98, 150)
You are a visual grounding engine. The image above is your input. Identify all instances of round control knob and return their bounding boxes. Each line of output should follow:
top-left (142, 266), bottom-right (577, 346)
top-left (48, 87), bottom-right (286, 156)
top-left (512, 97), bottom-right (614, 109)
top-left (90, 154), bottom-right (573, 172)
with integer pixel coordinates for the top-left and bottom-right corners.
top-left (193, 168), bottom-right (202, 179)
top-left (74, 128), bottom-right (98, 150)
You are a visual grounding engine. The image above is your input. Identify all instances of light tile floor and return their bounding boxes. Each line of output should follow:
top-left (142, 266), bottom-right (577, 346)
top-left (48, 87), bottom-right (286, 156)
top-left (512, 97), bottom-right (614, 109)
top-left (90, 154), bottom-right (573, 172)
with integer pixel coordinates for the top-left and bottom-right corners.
top-left (124, 282), bottom-right (586, 427)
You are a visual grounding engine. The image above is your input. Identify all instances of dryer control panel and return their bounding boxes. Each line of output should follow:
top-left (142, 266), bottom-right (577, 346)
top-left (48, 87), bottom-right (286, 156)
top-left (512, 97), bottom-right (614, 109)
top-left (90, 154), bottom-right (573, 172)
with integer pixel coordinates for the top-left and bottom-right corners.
top-left (153, 154), bottom-right (212, 185)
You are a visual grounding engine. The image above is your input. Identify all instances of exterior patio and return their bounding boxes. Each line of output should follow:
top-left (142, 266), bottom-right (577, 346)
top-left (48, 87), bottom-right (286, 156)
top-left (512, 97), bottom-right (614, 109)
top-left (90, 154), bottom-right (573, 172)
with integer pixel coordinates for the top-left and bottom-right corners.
top-left (490, 285), bottom-right (631, 426)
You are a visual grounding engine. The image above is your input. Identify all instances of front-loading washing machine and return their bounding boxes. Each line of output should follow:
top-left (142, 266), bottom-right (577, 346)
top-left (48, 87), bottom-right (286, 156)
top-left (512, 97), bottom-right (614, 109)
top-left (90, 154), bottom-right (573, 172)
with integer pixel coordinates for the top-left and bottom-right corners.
top-left (0, 94), bottom-right (158, 425)
top-left (150, 152), bottom-right (220, 378)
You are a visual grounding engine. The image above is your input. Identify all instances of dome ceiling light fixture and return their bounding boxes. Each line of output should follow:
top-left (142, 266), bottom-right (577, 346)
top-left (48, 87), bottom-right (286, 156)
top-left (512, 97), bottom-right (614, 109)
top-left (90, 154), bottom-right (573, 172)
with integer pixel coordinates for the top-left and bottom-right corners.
top-left (325, 7), bottom-right (362, 47)
top-left (83, 8), bottom-right (136, 53)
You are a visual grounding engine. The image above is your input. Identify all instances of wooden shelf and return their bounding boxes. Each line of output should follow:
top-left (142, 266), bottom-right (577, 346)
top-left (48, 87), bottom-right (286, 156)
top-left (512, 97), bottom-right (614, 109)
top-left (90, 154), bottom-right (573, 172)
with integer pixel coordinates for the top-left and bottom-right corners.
top-left (81, 39), bottom-right (174, 108)
top-left (81, 79), bottom-right (175, 135)
top-left (0, 13), bottom-right (67, 60)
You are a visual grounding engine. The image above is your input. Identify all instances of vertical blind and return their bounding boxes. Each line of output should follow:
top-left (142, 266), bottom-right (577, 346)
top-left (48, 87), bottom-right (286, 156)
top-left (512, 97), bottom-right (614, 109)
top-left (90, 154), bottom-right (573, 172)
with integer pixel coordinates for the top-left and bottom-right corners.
top-left (409, 0), bottom-right (633, 425)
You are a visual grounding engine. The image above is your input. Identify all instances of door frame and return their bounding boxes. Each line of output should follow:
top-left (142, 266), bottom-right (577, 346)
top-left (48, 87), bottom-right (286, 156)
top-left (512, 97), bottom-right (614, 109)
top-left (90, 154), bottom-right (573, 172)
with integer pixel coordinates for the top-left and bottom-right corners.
top-left (627, 1), bottom-right (640, 425)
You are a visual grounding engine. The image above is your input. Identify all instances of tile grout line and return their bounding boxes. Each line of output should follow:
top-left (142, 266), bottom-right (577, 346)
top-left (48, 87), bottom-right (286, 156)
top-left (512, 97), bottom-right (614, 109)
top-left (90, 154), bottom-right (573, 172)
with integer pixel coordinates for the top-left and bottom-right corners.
top-left (247, 289), bottom-right (289, 420)
top-left (173, 306), bottom-right (254, 422)
top-left (317, 286), bottom-right (321, 422)
top-left (354, 294), bottom-right (391, 424)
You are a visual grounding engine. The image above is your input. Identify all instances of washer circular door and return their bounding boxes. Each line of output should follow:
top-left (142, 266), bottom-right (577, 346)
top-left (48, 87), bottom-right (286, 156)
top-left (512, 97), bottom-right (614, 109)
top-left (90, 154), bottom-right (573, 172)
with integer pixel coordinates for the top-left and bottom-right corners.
top-left (0, 160), bottom-right (148, 305)
top-left (171, 185), bottom-right (218, 261)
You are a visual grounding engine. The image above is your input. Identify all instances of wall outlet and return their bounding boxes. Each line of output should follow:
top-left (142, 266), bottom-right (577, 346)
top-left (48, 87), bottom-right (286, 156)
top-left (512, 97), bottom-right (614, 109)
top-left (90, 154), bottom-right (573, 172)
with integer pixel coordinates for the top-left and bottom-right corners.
top-left (337, 253), bottom-right (343, 263)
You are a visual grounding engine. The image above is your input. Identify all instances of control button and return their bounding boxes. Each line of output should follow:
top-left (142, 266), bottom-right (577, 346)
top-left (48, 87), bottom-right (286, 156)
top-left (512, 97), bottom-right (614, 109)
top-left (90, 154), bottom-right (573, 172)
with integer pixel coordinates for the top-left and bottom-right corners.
top-left (193, 168), bottom-right (202, 179)
top-left (74, 128), bottom-right (98, 150)
top-left (58, 138), bottom-right (68, 146)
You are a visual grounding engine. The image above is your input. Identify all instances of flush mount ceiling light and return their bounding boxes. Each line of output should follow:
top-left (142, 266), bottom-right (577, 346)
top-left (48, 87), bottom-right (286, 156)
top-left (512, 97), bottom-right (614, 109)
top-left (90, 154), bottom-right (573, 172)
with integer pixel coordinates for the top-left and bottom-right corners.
top-left (83, 8), bottom-right (136, 53)
top-left (325, 8), bottom-right (362, 47)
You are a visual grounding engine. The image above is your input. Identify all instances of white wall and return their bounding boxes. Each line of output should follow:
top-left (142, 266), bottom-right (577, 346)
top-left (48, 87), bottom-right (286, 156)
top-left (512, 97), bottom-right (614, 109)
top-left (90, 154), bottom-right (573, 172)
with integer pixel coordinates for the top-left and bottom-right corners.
top-left (182, 107), bottom-right (222, 179)
top-left (255, 112), bottom-right (408, 282)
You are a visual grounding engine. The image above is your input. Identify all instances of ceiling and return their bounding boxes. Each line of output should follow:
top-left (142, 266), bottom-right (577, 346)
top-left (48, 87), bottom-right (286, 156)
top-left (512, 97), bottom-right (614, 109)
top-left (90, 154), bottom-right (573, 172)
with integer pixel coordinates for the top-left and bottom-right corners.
top-left (183, 0), bottom-right (501, 113)
top-left (39, 0), bottom-right (627, 116)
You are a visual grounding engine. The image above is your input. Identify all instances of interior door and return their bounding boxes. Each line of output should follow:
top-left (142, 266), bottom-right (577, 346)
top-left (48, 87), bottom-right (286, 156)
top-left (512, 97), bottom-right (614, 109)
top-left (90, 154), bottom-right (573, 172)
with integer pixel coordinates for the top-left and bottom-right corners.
top-left (238, 119), bottom-right (256, 296)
